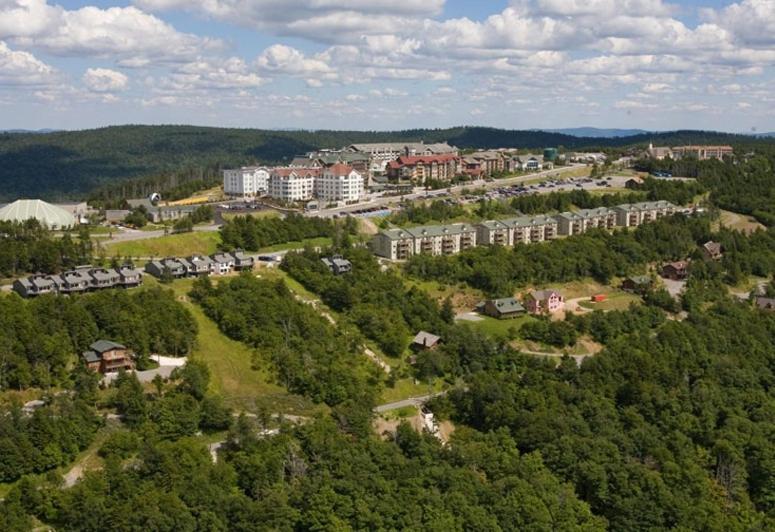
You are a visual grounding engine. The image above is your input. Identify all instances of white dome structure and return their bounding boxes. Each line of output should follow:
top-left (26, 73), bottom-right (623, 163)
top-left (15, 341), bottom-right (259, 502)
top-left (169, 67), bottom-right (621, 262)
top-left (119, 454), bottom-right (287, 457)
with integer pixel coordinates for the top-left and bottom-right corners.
top-left (0, 199), bottom-right (77, 229)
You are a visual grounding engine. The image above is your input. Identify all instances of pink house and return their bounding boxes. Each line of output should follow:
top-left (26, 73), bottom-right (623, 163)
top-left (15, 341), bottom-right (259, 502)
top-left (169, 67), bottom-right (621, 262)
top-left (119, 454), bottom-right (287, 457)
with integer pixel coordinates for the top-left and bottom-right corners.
top-left (524, 289), bottom-right (564, 314)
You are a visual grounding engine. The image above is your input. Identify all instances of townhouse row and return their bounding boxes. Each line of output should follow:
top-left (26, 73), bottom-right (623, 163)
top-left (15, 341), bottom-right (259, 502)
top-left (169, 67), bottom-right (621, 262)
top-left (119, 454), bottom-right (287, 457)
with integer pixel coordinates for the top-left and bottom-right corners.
top-left (144, 250), bottom-right (255, 279)
top-left (372, 201), bottom-right (676, 260)
top-left (13, 265), bottom-right (144, 298)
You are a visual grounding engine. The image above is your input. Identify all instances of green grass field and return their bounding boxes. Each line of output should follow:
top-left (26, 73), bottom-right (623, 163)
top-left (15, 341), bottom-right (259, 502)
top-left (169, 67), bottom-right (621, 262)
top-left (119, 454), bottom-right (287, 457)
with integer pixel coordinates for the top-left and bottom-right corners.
top-left (147, 277), bottom-right (320, 415)
top-left (458, 314), bottom-right (536, 338)
top-left (104, 231), bottom-right (222, 258)
top-left (578, 291), bottom-right (642, 311)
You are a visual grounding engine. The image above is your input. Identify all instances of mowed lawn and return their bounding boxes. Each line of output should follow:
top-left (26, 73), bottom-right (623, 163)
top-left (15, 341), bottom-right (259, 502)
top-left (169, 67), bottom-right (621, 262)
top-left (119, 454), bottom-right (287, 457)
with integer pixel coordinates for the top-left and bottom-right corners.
top-left (105, 231), bottom-right (222, 258)
top-left (458, 314), bottom-right (537, 338)
top-left (578, 291), bottom-right (642, 311)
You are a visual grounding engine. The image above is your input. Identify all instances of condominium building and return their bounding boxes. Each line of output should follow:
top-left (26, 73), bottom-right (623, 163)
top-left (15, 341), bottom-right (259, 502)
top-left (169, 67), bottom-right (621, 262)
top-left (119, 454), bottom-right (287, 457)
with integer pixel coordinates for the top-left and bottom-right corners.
top-left (223, 166), bottom-right (270, 198)
top-left (372, 223), bottom-right (477, 260)
top-left (646, 144), bottom-right (732, 161)
top-left (555, 207), bottom-right (617, 236)
top-left (268, 168), bottom-right (318, 202)
top-left (385, 154), bottom-right (459, 184)
top-left (500, 215), bottom-right (558, 244)
top-left (315, 164), bottom-right (364, 203)
top-left (614, 201), bottom-right (676, 227)
top-left (476, 220), bottom-right (512, 246)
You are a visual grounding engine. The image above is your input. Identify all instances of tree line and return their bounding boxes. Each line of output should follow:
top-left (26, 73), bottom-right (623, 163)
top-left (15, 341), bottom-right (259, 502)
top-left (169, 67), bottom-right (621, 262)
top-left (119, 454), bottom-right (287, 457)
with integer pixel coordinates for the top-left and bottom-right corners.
top-left (219, 213), bottom-right (357, 251)
top-left (0, 220), bottom-right (93, 277)
top-left (281, 247), bottom-right (451, 357)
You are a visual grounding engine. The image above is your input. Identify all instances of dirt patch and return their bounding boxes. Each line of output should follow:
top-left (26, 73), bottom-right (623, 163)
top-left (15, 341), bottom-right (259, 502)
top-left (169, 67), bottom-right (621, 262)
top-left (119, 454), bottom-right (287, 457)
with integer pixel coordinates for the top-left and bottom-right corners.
top-left (718, 210), bottom-right (765, 234)
top-left (577, 338), bottom-right (603, 355)
top-left (373, 411), bottom-right (424, 439)
top-left (438, 421), bottom-right (455, 444)
top-left (359, 218), bottom-right (380, 235)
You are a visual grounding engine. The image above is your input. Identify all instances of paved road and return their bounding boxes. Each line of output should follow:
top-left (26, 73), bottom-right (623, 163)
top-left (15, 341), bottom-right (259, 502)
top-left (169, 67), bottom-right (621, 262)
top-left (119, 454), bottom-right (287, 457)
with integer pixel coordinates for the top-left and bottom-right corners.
top-left (310, 165), bottom-right (588, 218)
top-left (101, 224), bottom-right (221, 245)
top-left (374, 392), bottom-right (446, 413)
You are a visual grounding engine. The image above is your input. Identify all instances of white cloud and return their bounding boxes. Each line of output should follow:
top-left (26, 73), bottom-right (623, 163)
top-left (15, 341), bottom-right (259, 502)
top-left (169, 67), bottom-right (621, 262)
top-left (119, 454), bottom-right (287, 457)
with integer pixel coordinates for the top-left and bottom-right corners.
top-left (82, 68), bottom-right (128, 92)
top-left (256, 45), bottom-right (334, 78)
top-left (0, 1), bottom-right (220, 64)
top-left (703, 0), bottom-right (775, 47)
top-left (0, 40), bottom-right (56, 85)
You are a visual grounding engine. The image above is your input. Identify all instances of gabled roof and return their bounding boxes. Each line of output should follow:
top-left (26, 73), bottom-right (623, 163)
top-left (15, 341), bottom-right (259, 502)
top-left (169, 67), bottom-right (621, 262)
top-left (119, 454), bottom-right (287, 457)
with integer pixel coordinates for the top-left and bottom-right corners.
top-left (82, 350), bottom-right (101, 363)
top-left (625, 275), bottom-right (652, 285)
top-left (90, 340), bottom-right (126, 353)
top-left (526, 289), bottom-right (561, 301)
top-left (755, 297), bottom-right (775, 310)
top-left (488, 297), bottom-right (525, 314)
top-left (412, 331), bottom-right (441, 347)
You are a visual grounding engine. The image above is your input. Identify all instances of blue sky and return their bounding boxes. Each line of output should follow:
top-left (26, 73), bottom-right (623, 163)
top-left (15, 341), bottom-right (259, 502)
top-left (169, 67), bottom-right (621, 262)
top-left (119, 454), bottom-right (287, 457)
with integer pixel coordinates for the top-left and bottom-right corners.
top-left (1, 0), bottom-right (774, 132)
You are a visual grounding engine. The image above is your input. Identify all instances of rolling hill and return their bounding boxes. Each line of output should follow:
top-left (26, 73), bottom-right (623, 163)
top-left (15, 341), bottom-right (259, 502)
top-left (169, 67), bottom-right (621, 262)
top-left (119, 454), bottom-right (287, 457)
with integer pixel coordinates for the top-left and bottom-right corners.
top-left (0, 125), bottom-right (768, 201)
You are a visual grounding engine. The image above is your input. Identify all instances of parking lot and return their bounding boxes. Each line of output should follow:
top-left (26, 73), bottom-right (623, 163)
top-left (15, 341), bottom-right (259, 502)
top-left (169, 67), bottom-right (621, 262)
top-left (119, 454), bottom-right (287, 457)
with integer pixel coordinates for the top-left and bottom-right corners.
top-left (469, 174), bottom-right (631, 203)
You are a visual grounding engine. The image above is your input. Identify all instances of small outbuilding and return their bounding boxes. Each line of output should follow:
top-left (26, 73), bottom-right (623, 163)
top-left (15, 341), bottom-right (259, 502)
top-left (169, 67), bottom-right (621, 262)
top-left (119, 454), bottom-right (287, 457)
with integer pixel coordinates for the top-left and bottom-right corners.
top-left (412, 331), bottom-right (441, 351)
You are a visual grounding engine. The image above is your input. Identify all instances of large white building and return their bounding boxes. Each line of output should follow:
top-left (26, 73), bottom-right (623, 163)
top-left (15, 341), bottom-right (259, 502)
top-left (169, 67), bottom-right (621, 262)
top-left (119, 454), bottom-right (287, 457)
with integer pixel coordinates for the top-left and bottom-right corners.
top-left (315, 164), bottom-right (364, 204)
top-left (223, 166), bottom-right (270, 198)
top-left (268, 168), bottom-right (318, 202)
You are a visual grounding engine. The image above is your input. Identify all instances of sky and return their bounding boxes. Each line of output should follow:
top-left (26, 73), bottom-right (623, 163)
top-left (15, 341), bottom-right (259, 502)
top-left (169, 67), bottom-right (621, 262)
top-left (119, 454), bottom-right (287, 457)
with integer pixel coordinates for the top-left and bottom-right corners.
top-left (1, 0), bottom-right (774, 132)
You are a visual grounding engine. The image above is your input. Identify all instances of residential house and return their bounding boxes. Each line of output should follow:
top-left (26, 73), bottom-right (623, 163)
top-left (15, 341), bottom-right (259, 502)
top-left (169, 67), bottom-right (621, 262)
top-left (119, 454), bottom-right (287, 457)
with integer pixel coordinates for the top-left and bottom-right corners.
top-left (117, 266), bottom-right (143, 287)
top-left (180, 255), bottom-right (213, 276)
top-left (321, 256), bottom-right (352, 275)
top-left (702, 241), bottom-right (723, 260)
top-left (661, 261), bottom-right (689, 280)
top-left (232, 250), bottom-right (255, 271)
top-left (524, 289), bottom-right (564, 314)
top-left (88, 268), bottom-right (120, 290)
top-left (82, 340), bottom-right (134, 374)
top-left (622, 275), bottom-right (653, 293)
top-left (755, 297), bottom-right (775, 311)
top-left (480, 297), bottom-right (526, 319)
top-left (268, 168), bottom-right (318, 202)
top-left (51, 269), bottom-right (92, 294)
top-left (145, 258), bottom-right (187, 279)
top-left (411, 331), bottom-right (441, 351)
top-left (210, 253), bottom-right (235, 275)
top-left (614, 201), bottom-right (676, 227)
top-left (12, 275), bottom-right (56, 297)
top-left (501, 215), bottom-right (558, 244)
top-left (625, 176), bottom-right (644, 189)
top-left (385, 154), bottom-right (459, 184)
top-left (223, 166), bottom-right (270, 198)
top-left (315, 164), bottom-right (363, 203)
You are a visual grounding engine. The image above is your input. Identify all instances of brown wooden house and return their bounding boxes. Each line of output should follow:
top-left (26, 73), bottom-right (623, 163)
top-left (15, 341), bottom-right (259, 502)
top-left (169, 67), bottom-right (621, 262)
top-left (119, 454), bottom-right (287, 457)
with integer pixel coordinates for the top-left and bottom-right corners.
top-left (82, 340), bottom-right (134, 374)
top-left (661, 260), bottom-right (689, 280)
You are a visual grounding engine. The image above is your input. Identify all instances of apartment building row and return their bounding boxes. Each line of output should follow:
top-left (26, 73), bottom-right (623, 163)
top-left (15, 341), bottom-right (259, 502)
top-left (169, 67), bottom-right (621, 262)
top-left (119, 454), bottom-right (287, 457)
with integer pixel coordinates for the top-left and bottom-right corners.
top-left (645, 143), bottom-right (733, 161)
top-left (224, 164), bottom-right (364, 204)
top-left (386, 152), bottom-right (552, 185)
top-left (373, 201), bottom-right (676, 260)
top-left (13, 265), bottom-right (143, 298)
top-left (145, 251), bottom-right (255, 279)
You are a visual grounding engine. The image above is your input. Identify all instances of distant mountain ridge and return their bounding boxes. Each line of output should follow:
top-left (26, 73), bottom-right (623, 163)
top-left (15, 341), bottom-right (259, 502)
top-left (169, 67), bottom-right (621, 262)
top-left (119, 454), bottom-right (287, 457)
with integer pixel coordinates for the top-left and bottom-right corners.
top-left (540, 127), bottom-right (650, 138)
top-left (0, 125), bottom-right (771, 201)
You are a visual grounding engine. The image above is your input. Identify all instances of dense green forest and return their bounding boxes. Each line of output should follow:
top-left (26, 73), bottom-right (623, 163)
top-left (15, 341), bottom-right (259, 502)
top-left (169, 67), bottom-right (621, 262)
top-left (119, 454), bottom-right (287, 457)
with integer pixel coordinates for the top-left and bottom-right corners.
top-left (0, 220), bottom-right (93, 277)
top-left (637, 151), bottom-right (775, 226)
top-left (282, 247), bottom-right (450, 357)
top-left (190, 275), bottom-right (379, 432)
top-left (0, 287), bottom-right (197, 390)
top-left (1, 125), bottom-right (770, 201)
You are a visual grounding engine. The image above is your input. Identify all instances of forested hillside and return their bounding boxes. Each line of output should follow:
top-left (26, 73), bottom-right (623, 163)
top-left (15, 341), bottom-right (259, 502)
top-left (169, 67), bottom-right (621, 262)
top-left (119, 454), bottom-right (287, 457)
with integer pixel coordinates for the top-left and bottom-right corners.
top-left (0, 125), bottom-right (768, 201)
